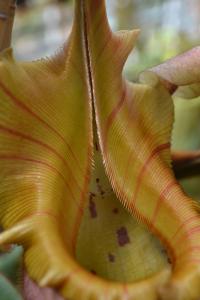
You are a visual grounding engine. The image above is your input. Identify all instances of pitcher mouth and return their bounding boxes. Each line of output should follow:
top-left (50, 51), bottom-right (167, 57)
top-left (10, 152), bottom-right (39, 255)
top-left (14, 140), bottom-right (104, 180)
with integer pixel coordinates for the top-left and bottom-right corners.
top-left (59, 260), bottom-right (171, 300)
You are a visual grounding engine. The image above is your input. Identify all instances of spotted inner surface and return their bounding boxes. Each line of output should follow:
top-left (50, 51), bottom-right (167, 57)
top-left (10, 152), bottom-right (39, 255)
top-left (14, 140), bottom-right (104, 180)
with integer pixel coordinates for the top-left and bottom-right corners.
top-left (76, 137), bottom-right (169, 283)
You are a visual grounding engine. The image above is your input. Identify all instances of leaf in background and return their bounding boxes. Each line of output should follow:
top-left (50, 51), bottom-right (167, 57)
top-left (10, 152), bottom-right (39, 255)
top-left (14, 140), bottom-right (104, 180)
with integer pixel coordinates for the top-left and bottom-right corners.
top-left (151, 46), bottom-right (200, 90)
top-left (0, 246), bottom-right (23, 300)
top-left (172, 95), bottom-right (200, 199)
top-left (0, 245), bottom-right (23, 285)
top-left (175, 83), bottom-right (200, 99)
top-left (0, 1), bottom-right (200, 300)
top-left (150, 36), bottom-right (200, 203)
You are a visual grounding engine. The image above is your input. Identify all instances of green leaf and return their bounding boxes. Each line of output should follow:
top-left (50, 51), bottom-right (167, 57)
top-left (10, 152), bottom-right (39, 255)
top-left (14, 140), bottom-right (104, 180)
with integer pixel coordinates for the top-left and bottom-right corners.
top-left (0, 246), bottom-right (22, 284)
top-left (0, 275), bottom-right (22, 300)
top-left (0, 246), bottom-right (23, 300)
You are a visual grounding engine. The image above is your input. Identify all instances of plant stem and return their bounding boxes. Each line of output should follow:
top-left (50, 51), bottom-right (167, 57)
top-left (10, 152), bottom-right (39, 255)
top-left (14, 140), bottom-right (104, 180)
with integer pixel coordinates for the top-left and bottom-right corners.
top-left (0, 0), bottom-right (16, 51)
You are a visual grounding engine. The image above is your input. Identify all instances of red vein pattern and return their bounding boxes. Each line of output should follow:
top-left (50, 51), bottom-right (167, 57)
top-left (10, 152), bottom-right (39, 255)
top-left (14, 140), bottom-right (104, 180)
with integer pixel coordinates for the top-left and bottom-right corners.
top-left (0, 124), bottom-right (81, 191)
top-left (23, 211), bottom-right (60, 224)
top-left (0, 154), bottom-right (77, 202)
top-left (103, 88), bottom-right (126, 151)
top-left (178, 246), bottom-right (200, 260)
top-left (131, 142), bottom-right (171, 206)
top-left (172, 215), bottom-right (200, 240)
top-left (94, 30), bottom-right (112, 63)
top-left (123, 284), bottom-right (129, 300)
top-left (105, 161), bottom-right (177, 264)
top-left (0, 80), bottom-right (82, 172)
top-left (174, 225), bottom-right (200, 246)
top-left (71, 143), bottom-right (93, 252)
top-left (151, 180), bottom-right (177, 228)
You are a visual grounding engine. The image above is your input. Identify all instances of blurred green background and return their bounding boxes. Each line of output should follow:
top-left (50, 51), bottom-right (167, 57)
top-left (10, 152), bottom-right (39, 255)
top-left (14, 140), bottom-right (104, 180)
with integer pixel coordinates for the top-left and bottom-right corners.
top-left (13, 0), bottom-right (200, 80)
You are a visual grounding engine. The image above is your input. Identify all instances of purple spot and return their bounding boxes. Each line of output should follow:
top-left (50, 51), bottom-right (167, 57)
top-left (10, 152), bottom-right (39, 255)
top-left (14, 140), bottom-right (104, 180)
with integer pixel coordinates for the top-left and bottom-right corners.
top-left (117, 227), bottom-right (130, 247)
top-left (112, 208), bottom-right (119, 214)
top-left (108, 253), bottom-right (115, 262)
top-left (91, 270), bottom-right (97, 275)
top-left (89, 198), bottom-right (97, 218)
top-left (96, 178), bottom-right (100, 183)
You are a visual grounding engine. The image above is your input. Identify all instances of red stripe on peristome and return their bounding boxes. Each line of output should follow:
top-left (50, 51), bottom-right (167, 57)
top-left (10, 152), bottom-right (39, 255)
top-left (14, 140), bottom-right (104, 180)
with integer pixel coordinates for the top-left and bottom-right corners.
top-left (103, 88), bottom-right (126, 152)
top-left (178, 245), bottom-right (200, 260)
top-left (0, 154), bottom-right (77, 202)
top-left (23, 211), bottom-right (59, 224)
top-left (118, 97), bottom-right (137, 194)
top-left (120, 150), bottom-right (134, 200)
top-left (0, 80), bottom-right (82, 172)
top-left (150, 180), bottom-right (177, 228)
top-left (0, 124), bottom-right (81, 191)
top-left (123, 284), bottom-right (129, 300)
top-left (172, 215), bottom-right (200, 240)
top-left (175, 258), bottom-right (200, 265)
top-left (174, 225), bottom-right (200, 246)
top-left (131, 142), bottom-right (171, 206)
